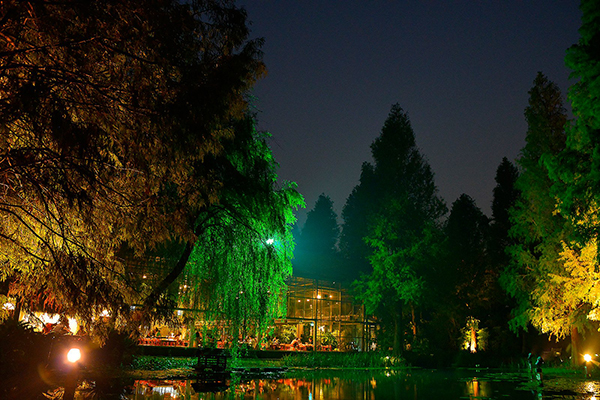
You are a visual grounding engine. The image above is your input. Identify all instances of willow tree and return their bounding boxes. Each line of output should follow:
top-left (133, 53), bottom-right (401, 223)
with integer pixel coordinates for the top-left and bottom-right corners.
top-left (171, 116), bottom-right (302, 344)
top-left (0, 0), bottom-right (270, 330)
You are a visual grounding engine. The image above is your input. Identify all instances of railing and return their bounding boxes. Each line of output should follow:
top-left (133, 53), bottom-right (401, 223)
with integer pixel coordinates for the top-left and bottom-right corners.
top-left (137, 338), bottom-right (189, 347)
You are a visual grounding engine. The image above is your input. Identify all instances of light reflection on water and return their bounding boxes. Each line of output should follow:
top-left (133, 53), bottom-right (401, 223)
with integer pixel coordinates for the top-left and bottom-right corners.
top-left (65, 369), bottom-right (600, 399)
top-left (116, 370), bottom-right (538, 400)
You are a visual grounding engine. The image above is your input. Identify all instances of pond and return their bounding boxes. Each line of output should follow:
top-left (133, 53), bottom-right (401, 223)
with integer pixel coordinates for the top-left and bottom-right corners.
top-left (66, 369), bottom-right (600, 399)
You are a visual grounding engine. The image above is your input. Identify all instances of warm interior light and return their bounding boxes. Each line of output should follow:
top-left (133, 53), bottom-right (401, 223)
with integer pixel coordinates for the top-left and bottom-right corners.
top-left (584, 354), bottom-right (592, 363)
top-left (67, 348), bottom-right (81, 363)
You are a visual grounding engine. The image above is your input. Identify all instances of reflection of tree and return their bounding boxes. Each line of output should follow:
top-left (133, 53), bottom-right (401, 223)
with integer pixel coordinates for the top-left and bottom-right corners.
top-left (465, 378), bottom-right (492, 399)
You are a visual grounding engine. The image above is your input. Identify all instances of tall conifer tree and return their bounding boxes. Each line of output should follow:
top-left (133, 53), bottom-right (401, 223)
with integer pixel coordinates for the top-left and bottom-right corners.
top-left (294, 194), bottom-right (341, 279)
top-left (348, 104), bottom-right (446, 355)
top-left (501, 73), bottom-right (593, 364)
top-left (554, 0), bottom-right (600, 239)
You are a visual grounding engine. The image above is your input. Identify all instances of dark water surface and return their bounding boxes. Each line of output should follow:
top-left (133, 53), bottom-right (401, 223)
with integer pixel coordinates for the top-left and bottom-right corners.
top-left (71, 369), bottom-right (600, 400)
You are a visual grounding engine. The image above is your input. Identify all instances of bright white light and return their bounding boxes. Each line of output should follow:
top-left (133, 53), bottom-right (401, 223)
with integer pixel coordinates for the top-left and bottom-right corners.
top-left (100, 310), bottom-right (110, 317)
top-left (40, 313), bottom-right (60, 324)
top-left (67, 348), bottom-right (81, 363)
top-left (584, 354), bottom-right (592, 363)
top-left (68, 318), bottom-right (77, 333)
top-left (3, 302), bottom-right (14, 310)
top-left (266, 238), bottom-right (274, 245)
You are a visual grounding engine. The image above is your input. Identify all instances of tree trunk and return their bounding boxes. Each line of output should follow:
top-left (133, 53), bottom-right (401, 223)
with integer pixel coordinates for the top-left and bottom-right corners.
top-left (411, 303), bottom-right (417, 337)
top-left (571, 326), bottom-right (582, 367)
top-left (393, 313), bottom-right (403, 356)
top-left (143, 241), bottom-right (194, 310)
top-left (470, 326), bottom-right (477, 353)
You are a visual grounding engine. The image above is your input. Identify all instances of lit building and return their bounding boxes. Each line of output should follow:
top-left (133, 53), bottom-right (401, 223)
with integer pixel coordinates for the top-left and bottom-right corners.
top-left (272, 276), bottom-right (376, 351)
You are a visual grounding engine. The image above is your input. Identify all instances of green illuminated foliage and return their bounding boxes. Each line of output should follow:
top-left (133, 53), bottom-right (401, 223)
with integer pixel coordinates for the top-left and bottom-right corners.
top-left (503, 72), bottom-right (569, 333)
top-left (502, 72), bottom-right (598, 364)
top-left (535, 0), bottom-right (600, 364)
top-left (554, 0), bottom-right (600, 240)
top-left (176, 116), bottom-right (303, 335)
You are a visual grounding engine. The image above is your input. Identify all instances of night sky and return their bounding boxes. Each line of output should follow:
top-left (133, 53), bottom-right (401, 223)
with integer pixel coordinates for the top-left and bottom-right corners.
top-left (238, 1), bottom-right (582, 226)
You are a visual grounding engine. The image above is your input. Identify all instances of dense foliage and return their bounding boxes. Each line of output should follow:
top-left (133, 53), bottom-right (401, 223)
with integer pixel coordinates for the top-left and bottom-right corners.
top-left (554, 0), bottom-right (600, 242)
top-left (281, 351), bottom-right (404, 368)
top-left (504, 72), bottom-right (569, 331)
top-left (0, 0), bottom-right (301, 336)
top-left (346, 104), bottom-right (446, 355)
top-left (179, 116), bottom-right (302, 337)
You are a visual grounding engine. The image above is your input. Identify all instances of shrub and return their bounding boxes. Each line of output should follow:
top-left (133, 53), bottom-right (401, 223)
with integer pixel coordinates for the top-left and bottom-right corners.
top-left (281, 351), bottom-right (405, 368)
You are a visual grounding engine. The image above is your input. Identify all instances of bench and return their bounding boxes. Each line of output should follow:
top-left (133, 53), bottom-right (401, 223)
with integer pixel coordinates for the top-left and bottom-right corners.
top-left (195, 348), bottom-right (231, 373)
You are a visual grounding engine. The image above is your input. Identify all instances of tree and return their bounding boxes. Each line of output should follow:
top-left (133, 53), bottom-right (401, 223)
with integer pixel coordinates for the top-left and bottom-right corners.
top-left (340, 164), bottom-right (378, 278)
top-left (0, 0), bottom-right (294, 333)
top-left (489, 158), bottom-right (520, 265)
top-left (434, 194), bottom-right (490, 353)
top-left (552, 0), bottom-right (600, 243)
top-left (176, 115), bottom-right (302, 340)
top-left (541, 0), bottom-right (600, 364)
top-left (294, 194), bottom-right (341, 279)
top-left (349, 104), bottom-right (446, 355)
top-left (356, 198), bottom-right (442, 355)
top-left (487, 158), bottom-right (521, 355)
top-left (299, 194), bottom-right (339, 255)
top-left (501, 73), bottom-right (594, 363)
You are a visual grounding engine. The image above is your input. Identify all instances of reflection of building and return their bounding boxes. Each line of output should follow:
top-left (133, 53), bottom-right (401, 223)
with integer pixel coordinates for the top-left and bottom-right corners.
top-left (274, 276), bottom-right (376, 351)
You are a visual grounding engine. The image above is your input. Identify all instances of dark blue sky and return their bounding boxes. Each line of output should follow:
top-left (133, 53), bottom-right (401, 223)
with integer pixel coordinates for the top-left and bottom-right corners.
top-left (239, 1), bottom-right (582, 226)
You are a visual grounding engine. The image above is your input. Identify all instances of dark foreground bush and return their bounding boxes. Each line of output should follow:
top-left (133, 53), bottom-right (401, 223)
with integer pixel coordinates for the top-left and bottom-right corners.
top-left (0, 319), bottom-right (56, 399)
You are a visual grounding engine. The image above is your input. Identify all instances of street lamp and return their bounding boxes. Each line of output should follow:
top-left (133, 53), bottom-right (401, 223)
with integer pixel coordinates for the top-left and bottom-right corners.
top-left (584, 353), bottom-right (592, 377)
top-left (67, 348), bottom-right (81, 364)
top-left (64, 348), bottom-right (82, 400)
